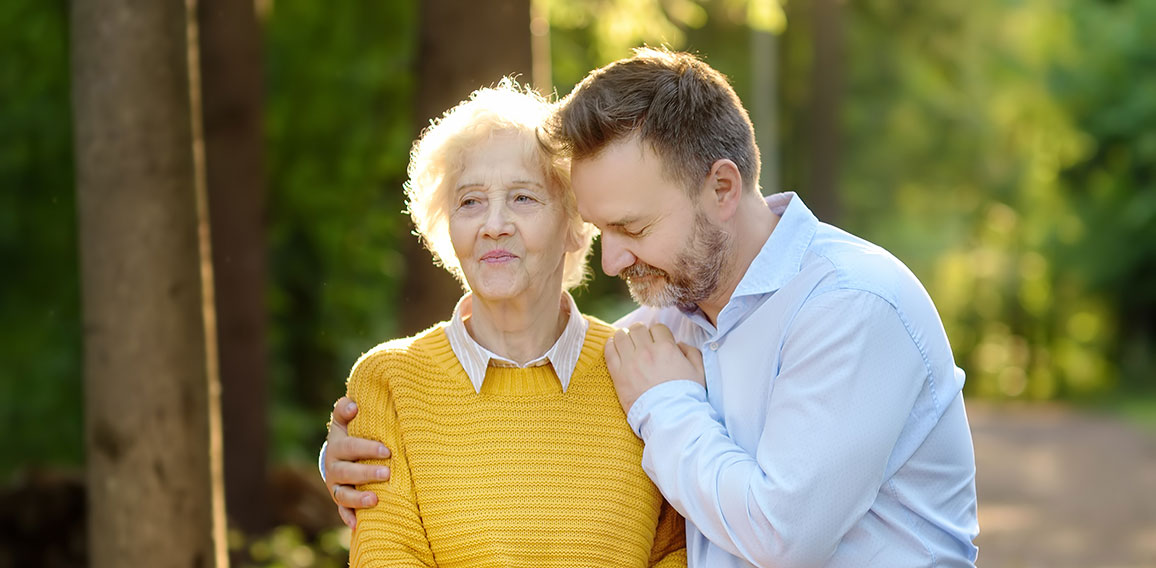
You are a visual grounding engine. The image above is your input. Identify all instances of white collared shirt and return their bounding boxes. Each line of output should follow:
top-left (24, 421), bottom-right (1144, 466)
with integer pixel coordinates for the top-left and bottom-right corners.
top-left (444, 292), bottom-right (589, 393)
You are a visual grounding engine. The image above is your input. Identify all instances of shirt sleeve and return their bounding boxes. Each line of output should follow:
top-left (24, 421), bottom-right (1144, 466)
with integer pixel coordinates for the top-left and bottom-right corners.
top-left (627, 289), bottom-right (927, 567)
top-left (345, 356), bottom-right (436, 568)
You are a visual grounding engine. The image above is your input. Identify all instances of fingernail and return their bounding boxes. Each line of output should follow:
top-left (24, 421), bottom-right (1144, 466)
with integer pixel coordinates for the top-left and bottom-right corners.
top-left (378, 445), bottom-right (391, 458)
top-left (346, 401), bottom-right (357, 413)
top-left (361, 494), bottom-right (375, 507)
top-left (377, 467), bottom-right (390, 479)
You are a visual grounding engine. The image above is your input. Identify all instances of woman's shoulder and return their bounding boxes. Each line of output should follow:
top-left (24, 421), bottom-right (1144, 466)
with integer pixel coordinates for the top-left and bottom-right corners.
top-left (348, 321), bottom-right (451, 380)
top-left (573, 313), bottom-right (616, 371)
top-left (580, 313), bottom-right (617, 342)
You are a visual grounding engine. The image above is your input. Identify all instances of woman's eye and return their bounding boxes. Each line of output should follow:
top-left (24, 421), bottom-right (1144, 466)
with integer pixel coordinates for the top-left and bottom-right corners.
top-left (513, 194), bottom-right (536, 204)
top-left (459, 197), bottom-right (480, 208)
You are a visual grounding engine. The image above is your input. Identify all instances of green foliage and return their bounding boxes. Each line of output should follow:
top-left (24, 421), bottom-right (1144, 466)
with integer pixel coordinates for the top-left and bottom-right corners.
top-left (546, 0), bottom-right (779, 89)
top-left (0, 0), bottom-right (81, 477)
top-left (1053, 0), bottom-right (1156, 389)
top-left (837, 0), bottom-right (1154, 398)
top-left (231, 525), bottom-right (350, 568)
top-left (263, 0), bottom-right (418, 462)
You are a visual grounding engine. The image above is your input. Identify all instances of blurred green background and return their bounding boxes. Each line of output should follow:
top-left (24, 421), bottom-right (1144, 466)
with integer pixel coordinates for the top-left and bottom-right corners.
top-left (2, 0), bottom-right (1154, 565)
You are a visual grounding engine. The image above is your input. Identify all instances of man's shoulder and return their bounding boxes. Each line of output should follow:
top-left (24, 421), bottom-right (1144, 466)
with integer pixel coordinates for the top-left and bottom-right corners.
top-left (803, 223), bottom-right (925, 306)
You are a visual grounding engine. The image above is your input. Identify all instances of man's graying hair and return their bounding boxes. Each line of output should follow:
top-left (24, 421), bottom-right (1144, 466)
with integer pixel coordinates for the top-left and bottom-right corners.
top-left (548, 47), bottom-right (761, 196)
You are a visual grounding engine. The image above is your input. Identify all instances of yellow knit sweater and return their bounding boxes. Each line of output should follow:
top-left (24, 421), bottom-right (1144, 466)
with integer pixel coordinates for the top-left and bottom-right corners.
top-left (346, 316), bottom-right (686, 567)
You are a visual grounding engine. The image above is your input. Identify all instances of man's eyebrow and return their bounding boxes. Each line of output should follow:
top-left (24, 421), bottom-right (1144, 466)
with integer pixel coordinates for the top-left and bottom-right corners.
top-left (606, 216), bottom-right (644, 228)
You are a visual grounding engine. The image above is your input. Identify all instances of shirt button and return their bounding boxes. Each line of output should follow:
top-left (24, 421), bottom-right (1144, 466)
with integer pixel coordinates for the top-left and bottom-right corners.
top-left (709, 342), bottom-right (719, 351)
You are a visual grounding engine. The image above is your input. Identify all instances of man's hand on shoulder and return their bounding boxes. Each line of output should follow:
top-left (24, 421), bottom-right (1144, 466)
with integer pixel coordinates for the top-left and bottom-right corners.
top-left (324, 396), bottom-right (392, 528)
top-left (605, 323), bottom-right (705, 415)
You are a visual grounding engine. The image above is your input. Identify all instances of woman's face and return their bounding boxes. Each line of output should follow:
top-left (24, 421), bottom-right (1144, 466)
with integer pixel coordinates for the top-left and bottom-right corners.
top-left (448, 134), bottom-right (571, 303)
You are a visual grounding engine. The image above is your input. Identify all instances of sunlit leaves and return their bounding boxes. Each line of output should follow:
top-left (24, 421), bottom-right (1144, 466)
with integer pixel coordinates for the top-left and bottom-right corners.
top-left (841, 0), bottom-right (1154, 398)
top-left (545, 0), bottom-right (783, 64)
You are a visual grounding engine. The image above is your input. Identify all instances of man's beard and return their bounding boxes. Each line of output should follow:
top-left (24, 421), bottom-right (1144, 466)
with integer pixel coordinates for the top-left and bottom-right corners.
top-left (620, 209), bottom-right (731, 313)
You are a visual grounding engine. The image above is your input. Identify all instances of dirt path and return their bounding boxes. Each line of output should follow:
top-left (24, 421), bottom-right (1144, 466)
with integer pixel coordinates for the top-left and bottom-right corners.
top-left (969, 401), bottom-right (1156, 567)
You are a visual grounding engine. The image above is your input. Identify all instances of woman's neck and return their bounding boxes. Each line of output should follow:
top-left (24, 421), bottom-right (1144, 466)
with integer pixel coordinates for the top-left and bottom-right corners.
top-left (464, 289), bottom-right (568, 365)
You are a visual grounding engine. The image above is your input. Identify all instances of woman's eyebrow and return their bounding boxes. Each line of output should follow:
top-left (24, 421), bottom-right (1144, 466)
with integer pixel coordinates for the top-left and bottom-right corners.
top-left (455, 180), bottom-right (544, 191)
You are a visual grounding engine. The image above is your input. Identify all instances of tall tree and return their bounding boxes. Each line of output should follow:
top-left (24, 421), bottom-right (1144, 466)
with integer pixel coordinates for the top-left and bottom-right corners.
top-left (71, 0), bottom-right (227, 566)
top-left (399, 0), bottom-right (534, 334)
top-left (197, 0), bottom-right (272, 535)
top-left (807, 0), bottom-right (844, 222)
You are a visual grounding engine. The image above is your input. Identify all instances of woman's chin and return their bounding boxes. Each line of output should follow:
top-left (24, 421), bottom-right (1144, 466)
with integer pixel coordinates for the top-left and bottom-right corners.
top-left (469, 280), bottom-right (529, 303)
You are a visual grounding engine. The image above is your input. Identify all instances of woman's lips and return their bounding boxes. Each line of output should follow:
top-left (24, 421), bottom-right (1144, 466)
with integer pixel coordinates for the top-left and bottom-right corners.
top-left (480, 250), bottom-right (517, 263)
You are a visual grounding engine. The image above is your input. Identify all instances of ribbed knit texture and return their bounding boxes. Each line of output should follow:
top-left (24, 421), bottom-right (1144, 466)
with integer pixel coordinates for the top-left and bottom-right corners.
top-left (346, 316), bottom-right (686, 567)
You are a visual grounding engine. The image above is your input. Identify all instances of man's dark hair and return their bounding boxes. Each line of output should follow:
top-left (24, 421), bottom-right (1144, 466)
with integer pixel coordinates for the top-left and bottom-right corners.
top-left (548, 47), bottom-right (760, 195)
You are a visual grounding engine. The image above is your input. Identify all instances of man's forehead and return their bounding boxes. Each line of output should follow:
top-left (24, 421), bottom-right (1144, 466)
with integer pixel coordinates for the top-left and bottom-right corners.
top-left (575, 189), bottom-right (653, 227)
top-left (578, 136), bottom-right (650, 164)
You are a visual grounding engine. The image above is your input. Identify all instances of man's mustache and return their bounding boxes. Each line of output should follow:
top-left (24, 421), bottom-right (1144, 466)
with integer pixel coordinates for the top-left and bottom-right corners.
top-left (620, 262), bottom-right (668, 282)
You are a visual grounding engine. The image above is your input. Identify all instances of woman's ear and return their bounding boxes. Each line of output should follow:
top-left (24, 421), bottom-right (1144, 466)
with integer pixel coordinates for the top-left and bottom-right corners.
top-left (564, 222), bottom-right (584, 254)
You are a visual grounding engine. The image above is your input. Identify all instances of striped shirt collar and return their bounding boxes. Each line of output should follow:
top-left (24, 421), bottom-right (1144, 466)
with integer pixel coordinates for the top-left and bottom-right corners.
top-left (444, 292), bottom-right (589, 393)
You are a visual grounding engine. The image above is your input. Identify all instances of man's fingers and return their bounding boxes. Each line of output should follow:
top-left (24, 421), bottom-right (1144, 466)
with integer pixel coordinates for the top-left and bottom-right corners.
top-left (678, 342), bottom-right (705, 375)
top-left (330, 397), bottom-right (359, 432)
top-left (333, 484), bottom-right (379, 509)
top-left (627, 322), bottom-right (652, 348)
top-left (328, 460), bottom-right (391, 487)
top-left (611, 328), bottom-right (631, 356)
top-left (605, 334), bottom-right (622, 373)
top-left (329, 436), bottom-right (391, 463)
top-left (649, 323), bottom-right (676, 344)
top-left (338, 505), bottom-right (357, 530)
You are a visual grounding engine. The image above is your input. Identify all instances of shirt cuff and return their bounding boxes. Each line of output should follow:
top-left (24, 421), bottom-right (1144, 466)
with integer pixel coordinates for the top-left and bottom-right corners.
top-left (626, 380), bottom-right (709, 439)
top-left (318, 440), bottom-right (328, 483)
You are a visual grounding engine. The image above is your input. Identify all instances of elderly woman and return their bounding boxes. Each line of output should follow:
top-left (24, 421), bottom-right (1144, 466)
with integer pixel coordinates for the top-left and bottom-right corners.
top-left (339, 80), bottom-right (685, 567)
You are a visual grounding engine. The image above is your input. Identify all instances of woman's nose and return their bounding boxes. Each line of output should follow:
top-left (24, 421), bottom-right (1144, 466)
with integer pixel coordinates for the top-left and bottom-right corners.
top-left (481, 202), bottom-right (514, 238)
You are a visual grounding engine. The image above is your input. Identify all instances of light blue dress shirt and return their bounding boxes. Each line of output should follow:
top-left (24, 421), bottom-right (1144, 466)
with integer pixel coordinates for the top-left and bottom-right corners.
top-left (616, 192), bottom-right (979, 567)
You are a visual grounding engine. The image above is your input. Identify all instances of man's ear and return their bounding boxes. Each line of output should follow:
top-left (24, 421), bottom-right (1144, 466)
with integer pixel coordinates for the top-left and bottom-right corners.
top-left (705, 159), bottom-right (743, 221)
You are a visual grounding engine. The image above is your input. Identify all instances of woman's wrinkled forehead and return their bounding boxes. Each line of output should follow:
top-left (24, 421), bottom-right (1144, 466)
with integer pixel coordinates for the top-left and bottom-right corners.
top-left (449, 130), bottom-right (557, 189)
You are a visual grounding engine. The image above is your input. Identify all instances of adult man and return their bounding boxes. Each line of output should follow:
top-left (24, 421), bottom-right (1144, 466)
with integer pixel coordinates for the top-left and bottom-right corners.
top-left (324, 48), bottom-right (979, 567)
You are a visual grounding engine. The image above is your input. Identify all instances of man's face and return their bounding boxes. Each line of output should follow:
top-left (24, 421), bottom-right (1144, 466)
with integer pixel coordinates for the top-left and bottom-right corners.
top-left (570, 137), bottom-right (731, 311)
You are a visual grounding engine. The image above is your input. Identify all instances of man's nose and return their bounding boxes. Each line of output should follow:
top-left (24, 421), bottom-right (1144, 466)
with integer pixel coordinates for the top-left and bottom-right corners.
top-left (599, 232), bottom-right (636, 277)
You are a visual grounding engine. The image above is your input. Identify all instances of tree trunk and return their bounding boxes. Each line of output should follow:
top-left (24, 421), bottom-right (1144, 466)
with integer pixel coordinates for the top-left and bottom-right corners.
top-left (807, 0), bottom-right (843, 222)
top-left (197, 0), bottom-right (272, 535)
top-left (530, 0), bottom-right (553, 92)
top-left (71, 0), bottom-right (227, 566)
top-left (400, 0), bottom-right (533, 334)
top-left (751, 27), bottom-right (780, 195)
